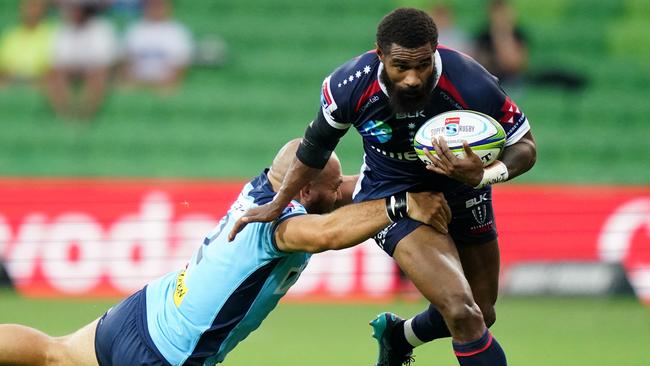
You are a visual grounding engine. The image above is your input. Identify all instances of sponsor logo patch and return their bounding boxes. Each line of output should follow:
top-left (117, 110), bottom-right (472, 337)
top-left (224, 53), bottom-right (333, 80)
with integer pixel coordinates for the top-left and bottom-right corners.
top-left (361, 120), bottom-right (393, 143)
top-left (173, 269), bottom-right (188, 307)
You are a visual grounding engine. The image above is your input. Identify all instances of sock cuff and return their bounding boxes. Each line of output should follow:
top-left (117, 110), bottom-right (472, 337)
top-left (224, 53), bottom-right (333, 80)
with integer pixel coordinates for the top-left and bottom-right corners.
top-left (403, 318), bottom-right (425, 347)
top-left (452, 330), bottom-right (493, 357)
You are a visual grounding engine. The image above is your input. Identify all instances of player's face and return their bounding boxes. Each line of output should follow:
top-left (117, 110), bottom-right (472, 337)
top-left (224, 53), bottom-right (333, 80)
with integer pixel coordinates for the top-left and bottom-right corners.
top-left (379, 43), bottom-right (437, 114)
top-left (302, 158), bottom-right (343, 215)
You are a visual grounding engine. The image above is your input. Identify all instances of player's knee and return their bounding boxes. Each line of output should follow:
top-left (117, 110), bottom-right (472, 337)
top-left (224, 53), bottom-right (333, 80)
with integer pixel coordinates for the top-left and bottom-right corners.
top-left (438, 295), bottom-right (484, 331)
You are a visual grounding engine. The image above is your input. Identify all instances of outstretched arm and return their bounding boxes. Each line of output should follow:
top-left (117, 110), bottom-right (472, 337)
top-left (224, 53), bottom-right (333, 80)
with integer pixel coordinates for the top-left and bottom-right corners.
top-left (275, 191), bottom-right (452, 253)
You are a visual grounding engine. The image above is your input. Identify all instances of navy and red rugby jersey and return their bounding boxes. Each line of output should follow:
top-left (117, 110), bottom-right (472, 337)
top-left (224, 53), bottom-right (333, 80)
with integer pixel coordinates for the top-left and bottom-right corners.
top-left (315, 46), bottom-right (530, 200)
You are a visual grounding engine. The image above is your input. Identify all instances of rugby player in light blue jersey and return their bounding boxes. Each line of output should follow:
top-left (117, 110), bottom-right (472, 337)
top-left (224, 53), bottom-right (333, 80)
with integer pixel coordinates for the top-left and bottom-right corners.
top-left (0, 138), bottom-right (451, 366)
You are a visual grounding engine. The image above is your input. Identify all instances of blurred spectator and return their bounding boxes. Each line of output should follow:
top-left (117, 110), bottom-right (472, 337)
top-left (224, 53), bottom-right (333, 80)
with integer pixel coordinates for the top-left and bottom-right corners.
top-left (121, 0), bottom-right (193, 92)
top-left (109, 0), bottom-right (142, 21)
top-left (473, 0), bottom-right (529, 88)
top-left (429, 3), bottom-right (471, 55)
top-left (47, 0), bottom-right (118, 120)
top-left (0, 0), bottom-right (55, 86)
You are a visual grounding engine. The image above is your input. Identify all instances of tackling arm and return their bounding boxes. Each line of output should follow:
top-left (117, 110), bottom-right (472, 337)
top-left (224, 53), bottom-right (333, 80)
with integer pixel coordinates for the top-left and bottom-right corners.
top-left (275, 191), bottom-right (452, 253)
top-left (274, 199), bottom-right (389, 253)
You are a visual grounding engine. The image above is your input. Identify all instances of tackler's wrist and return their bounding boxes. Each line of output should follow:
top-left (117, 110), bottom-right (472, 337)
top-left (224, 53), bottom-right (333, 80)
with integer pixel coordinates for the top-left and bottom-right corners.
top-left (474, 161), bottom-right (509, 189)
top-left (385, 192), bottom-right (408, 223)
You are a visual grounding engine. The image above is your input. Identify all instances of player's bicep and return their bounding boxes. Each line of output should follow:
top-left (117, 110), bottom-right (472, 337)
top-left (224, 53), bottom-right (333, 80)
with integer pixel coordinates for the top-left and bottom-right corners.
top-left (274, 214), bottom-right (331, 254)
top-left (298, 109), bottom-right (350, 169)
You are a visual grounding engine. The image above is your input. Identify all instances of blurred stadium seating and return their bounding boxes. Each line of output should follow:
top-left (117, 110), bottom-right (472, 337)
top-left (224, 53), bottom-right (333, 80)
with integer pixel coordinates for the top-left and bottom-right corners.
top-left (0, 0), bottom-right (648, 183)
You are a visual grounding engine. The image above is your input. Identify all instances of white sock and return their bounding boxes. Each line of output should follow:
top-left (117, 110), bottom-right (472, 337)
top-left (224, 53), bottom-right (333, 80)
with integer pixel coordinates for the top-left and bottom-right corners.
top-left (403, 318), bottom-right (425, 347)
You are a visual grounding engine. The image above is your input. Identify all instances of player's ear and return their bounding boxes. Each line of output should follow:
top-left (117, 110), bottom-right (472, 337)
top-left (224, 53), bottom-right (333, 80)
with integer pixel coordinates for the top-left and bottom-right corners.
top-left (299, 183), bottom-right (313, 203)
top-left (375, 42), bottom-right (384, 60)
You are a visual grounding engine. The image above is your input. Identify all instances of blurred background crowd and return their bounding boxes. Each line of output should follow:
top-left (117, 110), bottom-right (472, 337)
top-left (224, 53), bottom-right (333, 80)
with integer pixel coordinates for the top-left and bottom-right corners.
top-left (2, 0), bottom-right (588, 121)
top-left (0, 0), bottom-right (647, 180)
top-left (0, 0), bottom-right (227, 120)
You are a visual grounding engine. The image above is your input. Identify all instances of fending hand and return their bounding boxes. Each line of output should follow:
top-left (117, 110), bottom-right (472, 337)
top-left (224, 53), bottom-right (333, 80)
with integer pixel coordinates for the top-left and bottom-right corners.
top-left (228, 202), bottom-right (284, 241)
top-left (406, 191), bottom-right (452, 234)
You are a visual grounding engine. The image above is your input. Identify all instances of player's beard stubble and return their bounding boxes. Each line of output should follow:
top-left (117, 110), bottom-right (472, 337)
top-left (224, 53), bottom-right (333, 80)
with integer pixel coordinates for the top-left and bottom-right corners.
top-left (380, 66), bottom-right (436, 114)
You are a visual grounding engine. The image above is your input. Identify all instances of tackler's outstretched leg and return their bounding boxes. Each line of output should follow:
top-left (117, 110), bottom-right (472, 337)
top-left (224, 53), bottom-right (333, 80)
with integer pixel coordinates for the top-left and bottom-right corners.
top-left (0, 319), bottom-right (100, 366)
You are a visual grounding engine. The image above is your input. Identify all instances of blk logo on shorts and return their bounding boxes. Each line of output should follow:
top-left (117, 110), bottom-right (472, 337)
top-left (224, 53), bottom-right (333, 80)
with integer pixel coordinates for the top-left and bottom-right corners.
top-left (466, 193), bottom-right (489, 208)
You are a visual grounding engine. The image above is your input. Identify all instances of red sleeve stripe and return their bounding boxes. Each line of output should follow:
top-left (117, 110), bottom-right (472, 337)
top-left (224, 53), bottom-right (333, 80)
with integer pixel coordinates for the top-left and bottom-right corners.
top-left (322, 80), bottom-right (333, 106)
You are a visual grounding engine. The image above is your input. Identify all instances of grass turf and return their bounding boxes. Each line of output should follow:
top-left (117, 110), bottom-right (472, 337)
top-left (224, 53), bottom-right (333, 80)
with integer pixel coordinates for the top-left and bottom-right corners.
top-left (1, 290), bottom-right (649, 365)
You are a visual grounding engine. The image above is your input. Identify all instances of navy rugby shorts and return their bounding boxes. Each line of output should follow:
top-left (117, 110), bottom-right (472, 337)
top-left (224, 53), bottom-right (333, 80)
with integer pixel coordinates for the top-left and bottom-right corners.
top-left (372, 185), bottom-right (497, 256)
top-left (94, 289), bottom-right (170, 366)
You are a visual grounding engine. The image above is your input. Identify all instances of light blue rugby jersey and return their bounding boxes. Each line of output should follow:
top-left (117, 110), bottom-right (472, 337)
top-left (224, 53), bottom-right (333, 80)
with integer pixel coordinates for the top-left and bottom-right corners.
top-left (145, 169), bottom-right (311, 365)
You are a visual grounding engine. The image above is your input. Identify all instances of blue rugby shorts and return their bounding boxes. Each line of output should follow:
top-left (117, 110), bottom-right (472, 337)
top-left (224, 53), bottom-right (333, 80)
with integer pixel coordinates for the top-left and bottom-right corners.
top-left (373, 185), bottom-right (497, 256)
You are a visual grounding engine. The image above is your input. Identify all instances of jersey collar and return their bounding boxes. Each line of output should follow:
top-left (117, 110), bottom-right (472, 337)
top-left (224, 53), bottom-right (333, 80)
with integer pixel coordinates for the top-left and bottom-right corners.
top-left (377, 49), bottom-right (443, 97)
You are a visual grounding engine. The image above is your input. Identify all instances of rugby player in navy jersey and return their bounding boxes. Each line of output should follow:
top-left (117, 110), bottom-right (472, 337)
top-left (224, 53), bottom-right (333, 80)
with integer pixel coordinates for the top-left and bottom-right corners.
top-left (230, 7), bottom-right (537, 366)
top-left (0, 139), bottom-right (449, 366)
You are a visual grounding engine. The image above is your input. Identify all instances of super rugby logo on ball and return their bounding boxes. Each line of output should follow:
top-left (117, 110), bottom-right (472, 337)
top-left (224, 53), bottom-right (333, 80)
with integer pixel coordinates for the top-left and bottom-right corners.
top-left (444, 117), bottom-right (460, 136)
top-left (413, 110), bottom-right (506, 167)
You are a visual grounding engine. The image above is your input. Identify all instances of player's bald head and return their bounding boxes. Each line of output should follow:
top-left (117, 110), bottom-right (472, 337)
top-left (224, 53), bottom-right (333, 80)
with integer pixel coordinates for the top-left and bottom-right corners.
top-left (268, 138), bottom-right (302, 185)
top-left (268, 138), bottom-right (341, 192)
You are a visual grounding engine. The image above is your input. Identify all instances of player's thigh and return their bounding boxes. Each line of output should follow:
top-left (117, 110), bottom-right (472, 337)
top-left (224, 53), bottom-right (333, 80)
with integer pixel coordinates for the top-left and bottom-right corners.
top-left (392, 224), bottom-right (475, 310)
top-left (51, 319), bottom-right (100, 366)
top-left (445, 185), bottom-right (499, 306)
top-left (457, 239), bottom-right (500, 307)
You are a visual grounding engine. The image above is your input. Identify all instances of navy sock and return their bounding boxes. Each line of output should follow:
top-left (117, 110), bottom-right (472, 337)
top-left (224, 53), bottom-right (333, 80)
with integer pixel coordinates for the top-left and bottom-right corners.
top-left (410, 304), bottom-right (452, 343)
top-left (453, 330), bottom-right (507, 366)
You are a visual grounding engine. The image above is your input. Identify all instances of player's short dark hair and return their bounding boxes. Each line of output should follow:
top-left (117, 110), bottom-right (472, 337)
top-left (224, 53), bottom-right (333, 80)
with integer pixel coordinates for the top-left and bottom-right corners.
top-left (376, 8), bottom-right (438, 53)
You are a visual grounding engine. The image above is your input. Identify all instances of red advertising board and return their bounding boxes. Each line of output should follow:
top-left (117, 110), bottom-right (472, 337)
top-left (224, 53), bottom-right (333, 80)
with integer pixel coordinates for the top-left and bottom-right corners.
top-left (0, 179), bottom-right (648, 303)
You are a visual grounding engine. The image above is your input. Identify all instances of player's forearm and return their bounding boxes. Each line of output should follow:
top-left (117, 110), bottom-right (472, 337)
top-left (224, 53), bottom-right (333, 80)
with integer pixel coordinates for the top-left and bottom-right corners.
top-left (313, 199), bottom-right (390, 252)
top-left (500, 132), bottom-right (537, 180)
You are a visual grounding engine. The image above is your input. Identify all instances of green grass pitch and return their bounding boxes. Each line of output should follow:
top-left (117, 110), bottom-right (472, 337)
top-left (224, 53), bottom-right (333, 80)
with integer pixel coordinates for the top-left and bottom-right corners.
top-left (1, 290), bottom-right (649, 365)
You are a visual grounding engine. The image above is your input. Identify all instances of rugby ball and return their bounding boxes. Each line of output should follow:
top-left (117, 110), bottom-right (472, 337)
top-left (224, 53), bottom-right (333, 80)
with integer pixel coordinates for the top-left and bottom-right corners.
top-left (413, 110), bottom-right (506, 167)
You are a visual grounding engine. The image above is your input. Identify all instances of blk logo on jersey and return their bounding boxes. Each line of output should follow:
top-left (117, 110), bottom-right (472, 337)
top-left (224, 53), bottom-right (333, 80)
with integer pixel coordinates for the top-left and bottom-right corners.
top-left (361, 120), bottom-right (393, 143)
top-left (396, 110), bottom-right (426, 119)
top-left (445, 117), bottom-right (460, 136)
